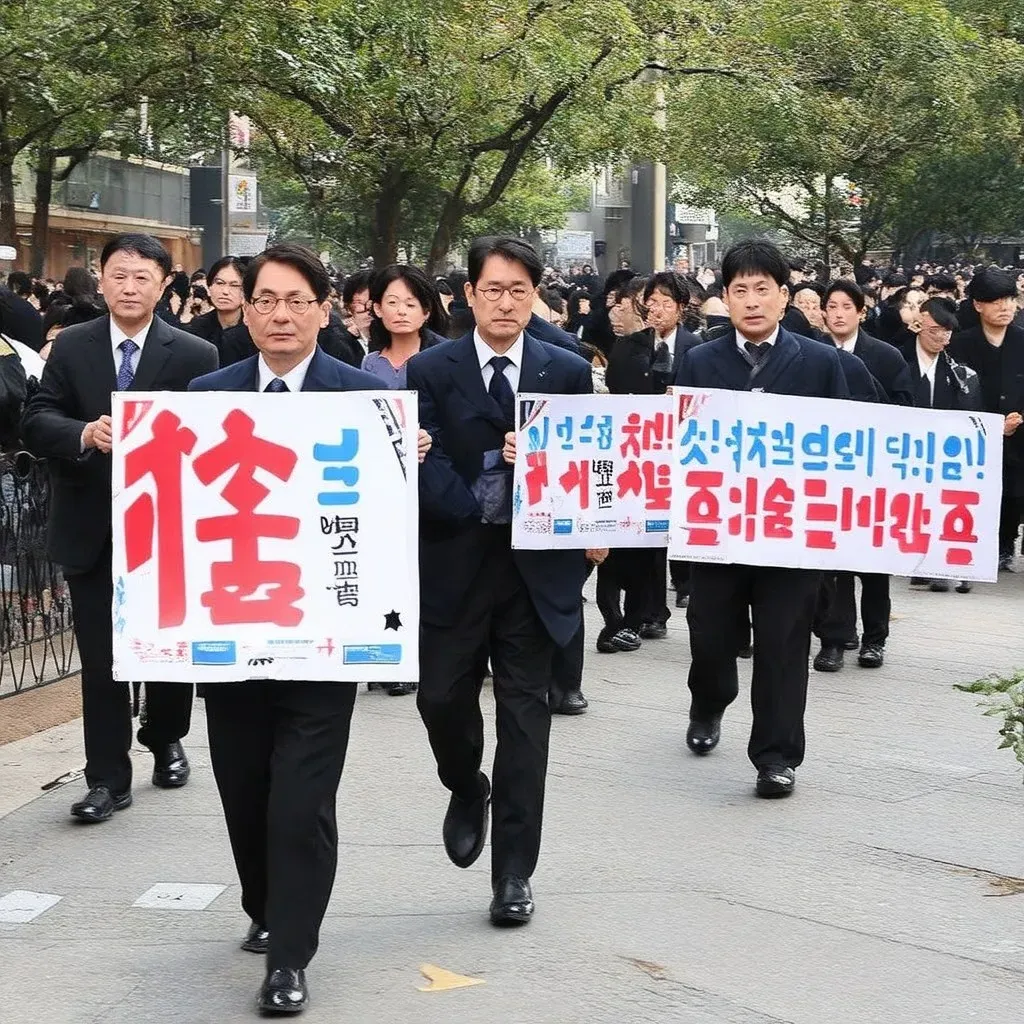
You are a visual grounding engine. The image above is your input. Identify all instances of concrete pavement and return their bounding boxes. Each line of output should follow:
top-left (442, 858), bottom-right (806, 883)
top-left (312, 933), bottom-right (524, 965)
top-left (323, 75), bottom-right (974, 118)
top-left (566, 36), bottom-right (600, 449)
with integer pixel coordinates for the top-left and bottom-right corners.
top-left (1, 575), bottom-right (1023, 1024)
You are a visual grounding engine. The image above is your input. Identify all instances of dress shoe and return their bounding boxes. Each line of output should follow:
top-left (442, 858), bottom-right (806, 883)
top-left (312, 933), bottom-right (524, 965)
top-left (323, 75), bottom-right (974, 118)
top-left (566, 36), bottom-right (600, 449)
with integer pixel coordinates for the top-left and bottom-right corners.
top-left (686, 714), bottom-right (722, 755)
top-left (257, 968), bottom-right (308, 1015)
top-left (70, 785), bottom-right (132, 822)
top-left (489, 876), bottom-right (534, 926)
top-left (151, 741), bottom-right (190, 788)
top-left (999, 554), bottom-right (1015, 572)
top-left (596, 627), bottom-right (642, 653)
top-left (756, 765), bottom-right (796, 798)
top-left (857, 643), bottom-right (884, 668)
top-left (909, 576), bottom-right (928, 588)
top-left (929, 580), bottom-right (951, 593)
top-left (639, 621), bottom-right (667, 640)
top-left (443, 773), bottom-right (490, 868)
top-left (242, 921), bottom-right (270, 954)
top-left (675, 592), bottom-right (688, 608)
top-left (956, 581), bottom-right (972, 594)
top-left (813, 645), bottom-right (844, 672)
top-left (843, 637), bottom-right (860, 651)
top-left (737, 641), bottom-right (752, 659)
top-left (551, 688), bottom-right (588, 715)
top-left (367, 681), bottom-right (386, 691)
top-left (387, 681), bottom-right (417, 696)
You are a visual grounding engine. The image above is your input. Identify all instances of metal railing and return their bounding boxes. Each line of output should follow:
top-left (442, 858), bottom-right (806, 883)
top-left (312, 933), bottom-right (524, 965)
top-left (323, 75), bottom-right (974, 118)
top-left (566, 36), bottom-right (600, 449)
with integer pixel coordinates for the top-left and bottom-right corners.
top-left (0, 452), bottom-right (78, 698)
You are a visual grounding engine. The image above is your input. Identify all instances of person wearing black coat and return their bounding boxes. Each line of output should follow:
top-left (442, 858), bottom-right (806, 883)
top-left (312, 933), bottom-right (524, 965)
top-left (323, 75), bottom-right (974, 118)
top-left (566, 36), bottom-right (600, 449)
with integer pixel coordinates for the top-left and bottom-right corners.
top-left (0, 281), bottom-right (43, 351)
top-left (184, 255), bottom-right (246, 361)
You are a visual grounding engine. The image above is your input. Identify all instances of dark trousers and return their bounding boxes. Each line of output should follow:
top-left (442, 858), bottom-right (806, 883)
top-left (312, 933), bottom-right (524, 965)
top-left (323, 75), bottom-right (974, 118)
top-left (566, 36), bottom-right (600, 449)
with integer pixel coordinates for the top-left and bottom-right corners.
top-left (670, 559), bottom-right (690, 599)
top-left (816, 572), bottom-right (890, 647)
top-left (418, 543), bottom-right (556, 883)
top-left (551, 617), bottom-right (584, 696)
top-left (650, 549), bottom-right (672, 626)
top-left (595, 548), bottom-right (657, 633)
top-left (686, 563), bottom-right (819, 769)
top-left (204, 681), bottom-right (356, 970)
top-left (999, 490), bottom-right (1021, 557)
top-left (67, 552), bottom-right (192, 793)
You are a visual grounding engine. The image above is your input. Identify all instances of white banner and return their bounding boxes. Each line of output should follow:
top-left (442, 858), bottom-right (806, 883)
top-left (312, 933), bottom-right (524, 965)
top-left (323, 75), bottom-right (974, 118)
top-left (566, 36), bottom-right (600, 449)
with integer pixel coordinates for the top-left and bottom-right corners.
top-left (228, 174), bottom-right (257, 212)
top-left (669, 388), bottom-right (1003, 581)
top-left (512, 394), bottom-right (672, 549)
top-left (111, 391), bottom-right (419, 682)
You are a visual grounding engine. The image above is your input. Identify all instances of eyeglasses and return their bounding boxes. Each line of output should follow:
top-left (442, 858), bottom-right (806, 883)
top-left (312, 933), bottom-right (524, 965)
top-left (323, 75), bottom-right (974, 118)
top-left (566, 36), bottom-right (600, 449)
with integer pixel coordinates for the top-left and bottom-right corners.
top-left (250, 295), bottom-right (317, 315)
top-left (211, 278), bottom-right (242, 290)
top-left (477, 284), bottom-right (532, 302)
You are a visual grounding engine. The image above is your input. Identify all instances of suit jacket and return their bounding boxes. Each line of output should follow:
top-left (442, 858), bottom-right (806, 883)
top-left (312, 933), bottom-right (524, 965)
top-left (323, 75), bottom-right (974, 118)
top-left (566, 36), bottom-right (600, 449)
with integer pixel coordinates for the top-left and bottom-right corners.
top-left (527, 312), bottom-right (580, 353)
top-left (21, 314), bottom-right (219, 574)
top-left (184, 308), bottom-right (240, 363)
top-left (901, 344), bottom-right (983, 413)
top-left (606, 325), bottom-right (702, 396)
top-left (835, 346), bottom-right (883, 403)
top-left (188, 344), bottom-right (381, 394)
top-left (674, 325), bottom-right (850, 400)
top-left (407, 332), bottom-right (592, 646)
top-left (850, 329), bottom-right (914, 405)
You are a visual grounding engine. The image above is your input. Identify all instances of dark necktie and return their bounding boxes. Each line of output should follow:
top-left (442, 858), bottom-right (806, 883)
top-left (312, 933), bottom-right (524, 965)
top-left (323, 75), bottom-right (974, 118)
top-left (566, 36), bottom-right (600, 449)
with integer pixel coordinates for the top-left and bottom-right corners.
top-left (915, 372), bottom-right (931, 408)
top-left (744, 340), bottom-right (772, 365)
top-left (264, 378), bottom-right (289, 393)
top-left (116, 339), bottom-right (138, 391)
top-left (488, 355), bottom-right (515, 428)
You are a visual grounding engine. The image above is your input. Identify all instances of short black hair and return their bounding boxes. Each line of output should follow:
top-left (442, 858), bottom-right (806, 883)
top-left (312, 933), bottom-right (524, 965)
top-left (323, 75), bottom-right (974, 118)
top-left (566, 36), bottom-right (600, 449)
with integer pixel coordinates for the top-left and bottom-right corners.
top-left (6, 271), bottom-right (31, 296)
top-left (100, 233), bottom-right (172, 277)
top-left (823, 279), bottom-right (865, 312)
top-left (920, 297), bottom-right (959, 331)
top-left (793, 280), bottom-right (826, 300)
top-left (612, 276), bottom-right (648, 312)
top-left (62, 265), bottom-right (98, 301)
top-left (367, 263), bottom-right (449, 350)
top-left (644, 271), bottom-right (690, 307)
top-left (925, 273), bottom-right (957, 294)
top-left (467, 236), bottom-right (543, 288)
top-left (882, 271), bottom-right (908, 289)
top-left (341, 269), bottom-right (373, 307)
top-left (190, 269), bottom-right (206, 282)
top-left (207, 256), bottom-right (245, 284)
top-left (967, 267), bottom-right (1018, 303)
top-left (539, 286), bottom-right (565, 315)
top-left (243, 243), bottom-right (330, 303)
top-left (721, 240), bottom-right (790, 289)
top-left (434, 277), bottom-right (453, 297)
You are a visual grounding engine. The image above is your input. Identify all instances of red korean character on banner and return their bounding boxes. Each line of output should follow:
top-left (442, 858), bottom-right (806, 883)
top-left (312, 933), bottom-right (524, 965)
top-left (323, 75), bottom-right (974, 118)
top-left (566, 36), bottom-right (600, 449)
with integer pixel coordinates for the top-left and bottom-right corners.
top-left (803, 477), bottom-right (838, 549)
top-left (617, 460), bottom-right (671, 510)
top-left (641, 411), bottom-right (673, 452)
top-left (938, 489), bottom-right (978, 566)
top-left (558, 459), bottom-right (590, 510)
top-left (888, 491), bottom-right (931, 555)
top-left (192, 410), bottom-right (303, 626)
top-left (123, 410), bottom-right (198, 628)
top-left (523, 450), bottom-right (549, 506)
top-left (727, 477), bottom-right (759, 542)
top-left (762, 478), bottom-right (795, 539)
top-left (683, 470), bottom-right (723, 545)
top-left (619, 412), bottom-right (643, 458)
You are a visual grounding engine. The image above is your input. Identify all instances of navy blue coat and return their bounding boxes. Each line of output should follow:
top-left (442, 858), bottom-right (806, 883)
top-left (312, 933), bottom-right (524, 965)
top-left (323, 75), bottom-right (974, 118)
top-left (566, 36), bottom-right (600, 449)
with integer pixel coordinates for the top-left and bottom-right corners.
top-left (674, 325), bottom-right (850, 400)
top-left (407, 332), bottom-right (592, 646)
top-left (527, 312), bottom-right (580, 353)
top-left (188, 345), bottom-right (382, 394)
top-left (851, 329), bottom-right (914, 406)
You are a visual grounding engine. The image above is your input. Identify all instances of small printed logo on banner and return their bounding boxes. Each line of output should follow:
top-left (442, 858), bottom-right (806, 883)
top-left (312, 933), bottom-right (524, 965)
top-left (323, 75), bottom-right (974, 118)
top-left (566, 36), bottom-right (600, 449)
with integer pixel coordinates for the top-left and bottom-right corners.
top-left (553, 519), bottom-right (573, 535)
top-left (267, 638), bottom-right (315, 647)
top-left (579, 520), bottom-right (617, 534)
top-left (645, 520), bottom-right (670, 533)
top-left (343, 644), bottom-right (402, 665)
top-left (522, 513), bottom-right (552, 534)
top-left (192, 641), bottom-right (237, 666)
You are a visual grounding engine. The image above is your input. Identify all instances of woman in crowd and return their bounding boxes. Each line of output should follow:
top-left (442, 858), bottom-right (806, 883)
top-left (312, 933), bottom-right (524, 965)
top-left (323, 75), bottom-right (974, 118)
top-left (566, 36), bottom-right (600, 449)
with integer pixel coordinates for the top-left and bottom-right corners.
top-left (185, 256), bottom-right (246, 359)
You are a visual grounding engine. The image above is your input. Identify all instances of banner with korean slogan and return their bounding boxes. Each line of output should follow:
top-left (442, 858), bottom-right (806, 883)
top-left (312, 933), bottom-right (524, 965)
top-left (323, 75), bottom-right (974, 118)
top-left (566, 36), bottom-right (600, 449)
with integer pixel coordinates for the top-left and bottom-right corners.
top-left (669, 388), bottom-right (1003, 581)
top-left (111, 391), bottom-right (419, 682)
top-left (512, 394), bottom-right (675, 549)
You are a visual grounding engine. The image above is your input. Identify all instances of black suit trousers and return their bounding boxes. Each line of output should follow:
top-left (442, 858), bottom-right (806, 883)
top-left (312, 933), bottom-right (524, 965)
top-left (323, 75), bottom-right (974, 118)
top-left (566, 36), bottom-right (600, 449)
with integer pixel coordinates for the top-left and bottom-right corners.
top-left (204, 681), bottom-right (356, 970)
top-left (67, 549), bottom-right (192, 792)
top-left (686, 563), bottom-right (819, 769)
top-left (817, 572), bottom-right (890, 647)
top-left (418, 530), bottom-right (556, 883)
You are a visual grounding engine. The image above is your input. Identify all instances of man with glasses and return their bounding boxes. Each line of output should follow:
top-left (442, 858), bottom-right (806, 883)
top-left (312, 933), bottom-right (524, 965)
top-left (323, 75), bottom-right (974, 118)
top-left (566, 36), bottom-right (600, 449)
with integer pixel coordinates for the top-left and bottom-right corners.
top-left (407, 236), bottom-right (595, 926)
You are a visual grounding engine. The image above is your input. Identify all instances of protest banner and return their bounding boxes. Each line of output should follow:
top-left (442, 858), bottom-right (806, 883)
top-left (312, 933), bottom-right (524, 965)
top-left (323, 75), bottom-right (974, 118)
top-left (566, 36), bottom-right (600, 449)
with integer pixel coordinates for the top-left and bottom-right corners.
top-left (512, 394), bottom-right (673, 549)
top-left (111, 391), bottom-right (419, 682)
top-left (670, 388), bottom-right (1003, 580)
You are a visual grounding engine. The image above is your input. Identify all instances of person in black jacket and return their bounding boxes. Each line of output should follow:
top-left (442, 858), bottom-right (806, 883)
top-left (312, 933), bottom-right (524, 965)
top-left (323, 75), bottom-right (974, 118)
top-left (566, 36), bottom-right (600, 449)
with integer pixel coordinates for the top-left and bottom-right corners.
top-left (0, 275), bottom-right (43, 351)
top-left (184, 255), bottom-right (246, 360)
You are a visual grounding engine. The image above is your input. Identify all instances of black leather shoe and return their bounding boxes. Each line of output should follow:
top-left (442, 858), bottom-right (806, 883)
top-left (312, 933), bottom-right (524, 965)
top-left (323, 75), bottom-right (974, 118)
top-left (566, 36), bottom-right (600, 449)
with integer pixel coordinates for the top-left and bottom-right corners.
top-left (151, 741), bottom-right (190, 788)
top-left (675, 592), bottom-right (688, 608)
top-left (489, 876), bottom-right (534, 926)
top-left (813, 645), bottom-right (844, 672)
top-left (686, 714), bottom-right (722, 755)
top-left (387, 681), bottom-right (417, 696)
top-left (929, 580), bottom-right (951, 593)
top-left (956, 581), bottom-right (972, 594)
top-left (858, 643), bottom-right (884, 668)
top-left (443, 774), bottom-right (490, 868)
top-left (257, 968), bottom-right (307, 1015)
top-left (551, 688), bottom-right (588, 715)
top-left (639, 621), bottom-right (667, 640)
top-left (70, 785), bottom-right (132, 822)
top-left (843, 637), bottom-right (860, 651)
top-left (756, 766), bottom-right (796, 798)
top-left (242, 921), bottom-right (270, 954)
top-left (737, 642), bottom-right (752, 659)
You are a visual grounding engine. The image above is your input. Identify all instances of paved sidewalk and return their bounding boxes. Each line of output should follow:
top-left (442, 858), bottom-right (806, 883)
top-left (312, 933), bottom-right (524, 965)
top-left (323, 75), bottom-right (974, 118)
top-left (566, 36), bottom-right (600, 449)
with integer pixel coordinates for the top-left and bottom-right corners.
top-left (1, 576), bottom-right (1023, 1024)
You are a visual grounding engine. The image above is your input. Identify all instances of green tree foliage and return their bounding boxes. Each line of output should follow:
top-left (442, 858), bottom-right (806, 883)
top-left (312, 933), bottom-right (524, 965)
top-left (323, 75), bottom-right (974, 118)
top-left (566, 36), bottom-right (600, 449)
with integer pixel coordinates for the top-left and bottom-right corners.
top-left (956, 671), bottom-right (1024, 781)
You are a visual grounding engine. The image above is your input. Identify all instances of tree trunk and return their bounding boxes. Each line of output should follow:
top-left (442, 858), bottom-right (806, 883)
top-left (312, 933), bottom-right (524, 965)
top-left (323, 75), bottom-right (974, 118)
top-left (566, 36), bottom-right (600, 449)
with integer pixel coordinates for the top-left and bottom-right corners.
top-left (0, 154), bottom-right (17, 256)
top-left (30, 149), bottom-right (55, 278)
top-left (369, 173), bottom-right (406, 268)
top-left (426, 196), bottom-right (464, 276)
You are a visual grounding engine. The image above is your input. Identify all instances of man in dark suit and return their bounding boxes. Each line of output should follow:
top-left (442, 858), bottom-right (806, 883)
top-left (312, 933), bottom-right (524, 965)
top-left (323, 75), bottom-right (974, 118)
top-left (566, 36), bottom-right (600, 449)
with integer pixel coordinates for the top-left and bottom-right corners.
top-left (189, 244), bottom-right (422, 1016)
top-left (949, 267), bottom-right (1024, 569)
top-left (0, 271), bottom-right (43, 350)
top-left (21, 233), bottom-right (219, 823)
top-left (674, 240), bottom-right (849, 798)
top-left (812, 279), bottom-right (913, 672)
top-left (407, 235), bottom-right (594, 925)
top-left (527, 307), bottom-right (580, 352)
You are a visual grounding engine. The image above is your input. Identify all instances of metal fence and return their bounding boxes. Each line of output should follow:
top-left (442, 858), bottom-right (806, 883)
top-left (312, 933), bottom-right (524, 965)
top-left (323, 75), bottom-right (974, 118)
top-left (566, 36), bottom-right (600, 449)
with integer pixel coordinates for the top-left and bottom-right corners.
top-left (0, 452), bottom-right (78, 698)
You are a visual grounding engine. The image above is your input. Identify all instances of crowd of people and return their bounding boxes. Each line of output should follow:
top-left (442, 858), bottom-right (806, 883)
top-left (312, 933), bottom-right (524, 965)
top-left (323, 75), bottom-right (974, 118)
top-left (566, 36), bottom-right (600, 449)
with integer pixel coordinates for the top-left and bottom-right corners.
top-left (1, 232), bottom-right (1022, 1017)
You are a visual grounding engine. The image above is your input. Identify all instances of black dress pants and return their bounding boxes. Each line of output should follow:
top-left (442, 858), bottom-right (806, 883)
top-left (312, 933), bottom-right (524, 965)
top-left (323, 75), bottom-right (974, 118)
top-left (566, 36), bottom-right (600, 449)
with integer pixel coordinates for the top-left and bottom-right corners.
top-left (998, 489), bottom-right (1021, 557)
top-left (817, 572), bottom-right (890, 647)
top-left (204, 681), bottom-right (356, 970)
top-left (418, 540), bottom-right (557, 883)
top-left (67, 551), bottom-right (192, 793)
top-left (551, 616), bottom-right (584, 696)
top-left (595, 549), bottom-right (654, 633)
top-left (670, 559), bottom-right (690, 600)
top-left (686, 562), bottom-right (819, 769)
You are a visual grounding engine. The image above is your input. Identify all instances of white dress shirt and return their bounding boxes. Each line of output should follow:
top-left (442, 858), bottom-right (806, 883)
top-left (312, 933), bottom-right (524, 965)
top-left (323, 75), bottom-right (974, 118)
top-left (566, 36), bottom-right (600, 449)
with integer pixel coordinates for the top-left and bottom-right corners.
top-left (110, 317), bottom-right (153, 376)
top-left (258, 348), bottom-right (316, 392)
top-left (838, 334), bottom-right (859, 353)
top-left (657, 328), bottom-right (676, 359)
top-left (916, 341), bottom-right (938, 404)
top-left (475, 329), bottom-right (524, 393)
top-left (735, 325), bottom-right (780, 357)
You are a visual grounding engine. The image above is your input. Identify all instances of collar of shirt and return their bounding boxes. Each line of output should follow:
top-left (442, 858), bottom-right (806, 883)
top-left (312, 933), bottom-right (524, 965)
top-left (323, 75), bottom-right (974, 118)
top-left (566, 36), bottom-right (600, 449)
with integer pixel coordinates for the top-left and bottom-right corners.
top-left (916, 341), bottom-right (938, 382)
top-left (735, 324), bottom-right (779, 356)
top-left (658, 327), bottom-right (677, 353)
top-left (258, 347), bottom-right (316, 392)
top-left (475, 329), bottom-right (524, 391)
top-left (839, 335), bottom-right (859, 353)
top-left (110, 317), bottom-right (153, 360)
